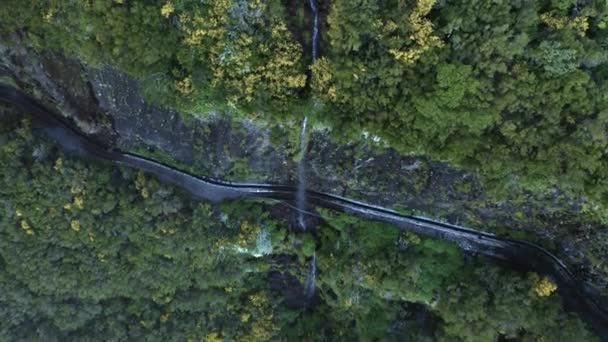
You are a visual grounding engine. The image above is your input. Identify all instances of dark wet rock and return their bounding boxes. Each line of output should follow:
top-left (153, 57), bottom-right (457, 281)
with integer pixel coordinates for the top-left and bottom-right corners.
top-left (1, 46), bottom-right (607, 293)
top-left (2, 84), bottom-right (608, 337)
top-left (268, 202), bottom-right (324, 232)
top-left (0, 34), bottom-right (113, 143)
top-left (386, 302), bottom-right (438, 339)
top-left (89, 65), bottom-right (294, 183)
top-left (268, 271), bottom-right (320, 310)
top-left (89, 66), bottom-right (196, 164)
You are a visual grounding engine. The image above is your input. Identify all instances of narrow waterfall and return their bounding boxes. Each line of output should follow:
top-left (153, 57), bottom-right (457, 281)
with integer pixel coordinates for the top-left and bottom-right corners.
top-left (300, 3), bottom-right (318, 298)
top-left (309, 0), bottom-right (319, 62)
top-left (304, 252), bottom-right (317, 299)
top-left (298, 0), bottom-right (319, 230)
top-left (296, 0), bottom-right (318, 230)
top-left (296, 116), bottom-right (308, 230)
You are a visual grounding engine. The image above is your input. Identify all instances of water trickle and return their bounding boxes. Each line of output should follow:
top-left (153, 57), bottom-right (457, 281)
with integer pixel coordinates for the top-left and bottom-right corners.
top-left (296, 116), bottom-right (308, 230)
top-left (304, 252), bottom-right (317, 299)
top-left (298, 0), bottom-right (316, 231)
top-left (309, 0), bottom-right (319, 62)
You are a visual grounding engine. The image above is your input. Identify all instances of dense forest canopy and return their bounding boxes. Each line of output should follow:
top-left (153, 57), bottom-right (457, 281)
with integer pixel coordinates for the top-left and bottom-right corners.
top-left (0, 109), bottom-right (598, 341)
top-left (1, 0), bottom-right (608, 340)
top-left (3, 0), bottom-right (608, 221)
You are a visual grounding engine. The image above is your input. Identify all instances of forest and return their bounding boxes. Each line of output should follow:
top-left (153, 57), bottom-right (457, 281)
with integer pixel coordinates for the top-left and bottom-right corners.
top-left (0, 106), bottom-right (598, 341)
top-left (3, 0), bottom-right (608, 219)
top-left (1, 0), bottom-right (608, 340)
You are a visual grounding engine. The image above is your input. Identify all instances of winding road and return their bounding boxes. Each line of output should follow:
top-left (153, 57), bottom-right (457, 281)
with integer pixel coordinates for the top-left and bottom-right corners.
top-left (1, 84), bottom-right (607, 339)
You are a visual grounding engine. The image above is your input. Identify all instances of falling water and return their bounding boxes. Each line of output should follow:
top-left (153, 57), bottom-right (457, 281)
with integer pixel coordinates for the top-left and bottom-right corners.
top-left (304, 252), bottom-right (317, 299)
top-left (308, 0), bottom-right (319, 62)
top-left (297, 0), bottom-right (317, 231)
top-left (296, 116), bottom-right (308, 230)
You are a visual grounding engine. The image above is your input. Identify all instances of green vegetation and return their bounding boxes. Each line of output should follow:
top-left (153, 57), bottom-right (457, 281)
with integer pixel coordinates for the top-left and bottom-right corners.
top-left (2, 0), bottom-right (608, 223)
top-left (314, 0), bottom-right (608, 219)
top-left (0, 0), bottom-right (307, 112)
top-left (2, 0), bottom-right (608, 339)
top-left (0, 111), bottom-right (598, 340)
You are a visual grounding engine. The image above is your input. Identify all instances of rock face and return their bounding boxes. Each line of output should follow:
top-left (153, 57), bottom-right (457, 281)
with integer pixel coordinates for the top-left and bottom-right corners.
top-left (87, 65), bottom-right (500, 226)
top-left (1, 45), bottom-right (607, 292)
top-left (90, 65), bottom-right (294, 183)
top-left (0, 36), bottom-right (112, 143)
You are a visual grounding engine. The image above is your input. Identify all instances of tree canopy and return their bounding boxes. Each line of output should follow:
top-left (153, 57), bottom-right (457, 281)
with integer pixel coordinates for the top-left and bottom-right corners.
top-left (0, 115), bottom-right (598, 340)
top-left (3, 0), bottom-right (607, 219)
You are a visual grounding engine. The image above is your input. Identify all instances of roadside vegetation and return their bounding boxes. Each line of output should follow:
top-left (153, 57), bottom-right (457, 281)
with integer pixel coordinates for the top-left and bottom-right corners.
top-left (0, 113), bottom-right (597, 340)
top-left (2, 0), bottom-right (608, 224)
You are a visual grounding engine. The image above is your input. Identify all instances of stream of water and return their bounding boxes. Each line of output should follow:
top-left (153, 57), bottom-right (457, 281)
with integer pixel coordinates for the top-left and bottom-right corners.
top-left (304, 252), bottom-right (317, 299)
top-left (296, 0), bottom-right (320, 301)
top-left (309, 0), bottom-right (319, 62)
top-left (296, 0), bottom-right (319, 230)
top-left (1, 84), bottom-right (607, 338)
top-left (296, 116), bottom-right (308, 230)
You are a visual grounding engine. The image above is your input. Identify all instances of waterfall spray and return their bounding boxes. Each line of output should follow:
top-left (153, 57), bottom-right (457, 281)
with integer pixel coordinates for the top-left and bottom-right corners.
top-left (304, 252), bottom-right (317, 299)
top-left (296, 116), bottom-right (308, 230)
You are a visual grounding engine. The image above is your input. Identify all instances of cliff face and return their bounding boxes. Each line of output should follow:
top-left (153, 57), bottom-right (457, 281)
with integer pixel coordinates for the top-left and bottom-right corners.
top-left (1, 41), bottom-right (606, 293)
top-left (0, 38), bottom-right (109, 141)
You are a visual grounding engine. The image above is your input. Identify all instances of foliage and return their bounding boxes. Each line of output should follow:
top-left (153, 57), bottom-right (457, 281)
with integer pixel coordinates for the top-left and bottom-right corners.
top-left (434, 266), bottom-right (595, 341)
top-left (0, 0), bottom-right (306, 109)
top-left (0, 115), bottom-right (598, 340)
top-left (0, 117), bottom-right (285, 340)
top-left (533, 274), bottom-right (559, 297)
top-left (314, 0), bottom-right (608, 223)
top-left (316, 209), bottom-right (596, 341)
top-left (3, 0), bottom-right (608, 223)
top-left (386, 0), bottom-right (444, 65)
top-left (2, 0), bottom-right (608, 337)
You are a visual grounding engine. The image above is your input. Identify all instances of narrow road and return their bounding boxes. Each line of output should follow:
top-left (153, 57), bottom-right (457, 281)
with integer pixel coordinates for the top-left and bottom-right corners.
top-left (1, 85), bottom-right (606, 340)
